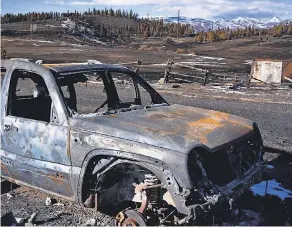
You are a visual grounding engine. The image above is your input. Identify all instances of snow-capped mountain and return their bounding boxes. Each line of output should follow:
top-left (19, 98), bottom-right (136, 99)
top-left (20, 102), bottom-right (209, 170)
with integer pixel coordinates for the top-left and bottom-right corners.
top-left (265, 16), bottom-right (282, 23)
top-left (147, 16), bottom-right (291, 32)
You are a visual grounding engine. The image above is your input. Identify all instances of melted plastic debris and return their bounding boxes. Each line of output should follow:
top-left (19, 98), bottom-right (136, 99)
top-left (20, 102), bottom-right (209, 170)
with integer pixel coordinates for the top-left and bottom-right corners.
top-left (250, 179), bottom-right (292, 200)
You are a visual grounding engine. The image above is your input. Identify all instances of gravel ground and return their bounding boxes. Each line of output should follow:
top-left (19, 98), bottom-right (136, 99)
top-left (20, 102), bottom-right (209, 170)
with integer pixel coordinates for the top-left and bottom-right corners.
top-left (1, 184), bottom-right (115, 226)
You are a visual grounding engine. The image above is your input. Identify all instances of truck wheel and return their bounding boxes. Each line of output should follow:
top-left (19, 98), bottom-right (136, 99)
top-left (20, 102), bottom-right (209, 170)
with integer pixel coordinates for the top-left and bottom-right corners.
top-left (116, 209), bottom-right (147, 226)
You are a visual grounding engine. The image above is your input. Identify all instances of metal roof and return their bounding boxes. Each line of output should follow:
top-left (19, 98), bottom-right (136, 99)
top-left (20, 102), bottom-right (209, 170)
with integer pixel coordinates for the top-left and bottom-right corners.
top-left (44, 63), bottom-right (132, 75)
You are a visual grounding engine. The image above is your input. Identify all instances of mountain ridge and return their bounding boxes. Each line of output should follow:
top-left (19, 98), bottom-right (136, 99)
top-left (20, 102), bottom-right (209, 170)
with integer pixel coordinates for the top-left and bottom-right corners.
top-left (144, 16), bottom-right (292, 31)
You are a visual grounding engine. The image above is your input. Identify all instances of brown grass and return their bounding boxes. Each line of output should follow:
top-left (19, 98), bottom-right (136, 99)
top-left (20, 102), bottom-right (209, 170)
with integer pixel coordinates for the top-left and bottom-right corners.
top-left (138, 44), bottom-right (161, 51)
top-left (176, 48), bottom-right (196, 55)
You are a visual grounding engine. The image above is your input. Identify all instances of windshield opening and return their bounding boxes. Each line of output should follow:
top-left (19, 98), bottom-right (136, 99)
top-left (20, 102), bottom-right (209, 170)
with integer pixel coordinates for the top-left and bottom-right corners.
top-left (55, 69), bottom-right (168, 117)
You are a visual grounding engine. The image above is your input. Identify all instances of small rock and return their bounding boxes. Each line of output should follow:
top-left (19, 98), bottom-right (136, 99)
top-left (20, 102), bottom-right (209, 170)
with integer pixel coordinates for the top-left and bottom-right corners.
top-left (7, 193), bottom-right (14, 200)
top-left (172, 84), bottom-right (180, 88)
top-left (85, 218), bottom-right (96, 226)
top-left (116, 80), bottom-right (124, 84)
top-left (54, 202), bottom-right (65, 207)
top-left (56, 211), bottom-right (63, 218)
top-left (15, 217), bottom-right (25, 225)
top-left (45, 197), bottom-right (52, 206)
top-left (28, 212), bottom-right (38, 224)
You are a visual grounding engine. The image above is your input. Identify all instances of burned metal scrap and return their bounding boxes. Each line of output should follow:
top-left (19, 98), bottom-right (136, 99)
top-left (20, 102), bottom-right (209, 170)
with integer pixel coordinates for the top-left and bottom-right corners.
top-left (1, 60), bottom-right (268, 225)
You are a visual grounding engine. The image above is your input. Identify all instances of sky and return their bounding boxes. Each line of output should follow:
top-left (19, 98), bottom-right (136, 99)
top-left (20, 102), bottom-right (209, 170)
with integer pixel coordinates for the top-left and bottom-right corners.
top-left (2, 0), bottom-right (292, 20)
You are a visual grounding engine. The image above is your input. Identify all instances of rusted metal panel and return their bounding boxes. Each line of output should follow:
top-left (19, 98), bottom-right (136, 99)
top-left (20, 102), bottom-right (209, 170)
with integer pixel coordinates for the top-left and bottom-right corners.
top-left (251, 60), bottom-right (283, 83)
top-left (1, 149), bottom-right (74, 198)
top-left (2, 116), bottom-right (70, 164)
top-left (70, 104), bottom-right (254, 155)
top-left (0, 116), bottom-right (73, 197)
top-left (69, 127), bottom-right (191, 189)
top-left (69, 103), bottom-right (255, 194)
top-left (1, 61), bottom-right (73, 199)
top-left (46, 63), bottom-right (131, 74)
top-left (251, 59), bottom-right (292, 82)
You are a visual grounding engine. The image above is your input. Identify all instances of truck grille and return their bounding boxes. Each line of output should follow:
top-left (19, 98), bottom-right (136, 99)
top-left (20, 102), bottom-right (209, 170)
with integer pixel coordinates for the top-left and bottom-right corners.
top-left (188, 135), bottom-right (263, 187)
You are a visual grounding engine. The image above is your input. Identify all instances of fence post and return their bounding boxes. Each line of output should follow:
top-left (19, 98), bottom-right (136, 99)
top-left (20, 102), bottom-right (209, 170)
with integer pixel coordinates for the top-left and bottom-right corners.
top-left (202, 69), bottom-right (209, 85)
top-left (135, 59), bottom-right (143, 74)
top-left (163, 59), bottom-right (173, 83)
top-left (246, 74), bottom-right (252, 88)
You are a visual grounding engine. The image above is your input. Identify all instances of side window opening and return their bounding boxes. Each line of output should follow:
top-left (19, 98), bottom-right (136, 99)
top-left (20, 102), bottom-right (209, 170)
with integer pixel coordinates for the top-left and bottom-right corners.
top-left (57, 73), bottom-right (108, 115)
top-left (7, 69), bottom-right (52, 123)
top-left (56, 70), bottom-right (166, 117)
top-left (136, 83), bottom-right (153, 106)
top-left (109, 72), bottom-right (154, 107)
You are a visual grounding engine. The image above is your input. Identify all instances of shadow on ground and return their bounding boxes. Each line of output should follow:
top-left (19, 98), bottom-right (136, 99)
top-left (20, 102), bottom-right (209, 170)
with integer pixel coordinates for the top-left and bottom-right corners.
top-left (236, 147), bottom-right (292, 225)
top-left (1, 180), bottom-right (20, 195)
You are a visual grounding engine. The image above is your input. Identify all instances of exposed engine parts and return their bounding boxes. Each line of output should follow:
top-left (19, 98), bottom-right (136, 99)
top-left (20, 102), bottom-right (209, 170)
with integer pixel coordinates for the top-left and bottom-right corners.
top-left (116, 173), bottom-right (180, 226)
top-left (133, 174), bottom-right (163, 211)
top-left (81, 137), bottom-right (265, 226)
top-left (85, 140), bottom-right (266, 226)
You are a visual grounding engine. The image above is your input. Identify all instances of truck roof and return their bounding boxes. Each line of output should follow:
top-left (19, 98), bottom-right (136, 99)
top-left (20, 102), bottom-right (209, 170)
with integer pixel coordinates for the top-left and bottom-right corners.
top-left (1, 60), bottom-right (133, 77)
top-left (44, 63), bottom-right (132, 75)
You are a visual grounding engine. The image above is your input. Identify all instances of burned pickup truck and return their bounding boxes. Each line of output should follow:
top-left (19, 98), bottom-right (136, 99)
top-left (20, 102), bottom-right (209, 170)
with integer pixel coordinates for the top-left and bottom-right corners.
top-left (1, 60), bottom-right (267, 225)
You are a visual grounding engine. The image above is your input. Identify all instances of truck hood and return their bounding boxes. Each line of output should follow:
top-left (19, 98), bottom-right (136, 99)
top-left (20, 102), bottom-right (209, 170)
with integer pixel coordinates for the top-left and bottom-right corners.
top-left (73, 104), bottom-right (255, 153)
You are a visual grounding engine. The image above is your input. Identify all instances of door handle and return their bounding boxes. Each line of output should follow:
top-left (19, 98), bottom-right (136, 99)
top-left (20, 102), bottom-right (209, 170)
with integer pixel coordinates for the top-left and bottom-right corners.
top-left (4, 124), bottom-right (11, 131)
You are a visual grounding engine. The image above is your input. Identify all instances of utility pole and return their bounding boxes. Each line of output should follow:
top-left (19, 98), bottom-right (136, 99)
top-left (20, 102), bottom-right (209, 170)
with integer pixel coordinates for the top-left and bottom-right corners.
top-left (259, 30), bottom-right (261, 48)
top-left (177, 10), bottom-right (180, 41)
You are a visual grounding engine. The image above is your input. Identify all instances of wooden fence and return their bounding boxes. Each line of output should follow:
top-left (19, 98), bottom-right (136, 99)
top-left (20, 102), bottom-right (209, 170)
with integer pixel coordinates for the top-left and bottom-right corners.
top-left (131, 59), bottom-right (292, 90)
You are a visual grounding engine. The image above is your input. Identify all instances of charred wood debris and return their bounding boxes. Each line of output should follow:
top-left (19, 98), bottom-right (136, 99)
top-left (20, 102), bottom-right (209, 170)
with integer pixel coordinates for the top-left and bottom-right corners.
top-left (131, 59), bottom-right (292, 90)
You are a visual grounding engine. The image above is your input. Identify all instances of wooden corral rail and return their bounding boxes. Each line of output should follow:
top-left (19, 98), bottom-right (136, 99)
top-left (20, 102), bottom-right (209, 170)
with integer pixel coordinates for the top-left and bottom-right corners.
top-left (160, 59), bottom-right (247, 86)
top-left (128, 59), bottom-right (292, 90)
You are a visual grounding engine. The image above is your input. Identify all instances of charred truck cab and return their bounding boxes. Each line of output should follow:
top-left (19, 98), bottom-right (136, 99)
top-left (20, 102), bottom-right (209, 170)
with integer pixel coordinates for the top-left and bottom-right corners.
top-left (1, 60), bottom-right (267, 225)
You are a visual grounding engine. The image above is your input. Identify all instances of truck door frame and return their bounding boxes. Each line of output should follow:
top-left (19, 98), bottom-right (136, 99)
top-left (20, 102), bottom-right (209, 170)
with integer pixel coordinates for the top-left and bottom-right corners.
top-left (0, 61), bottom-right (74, 200)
